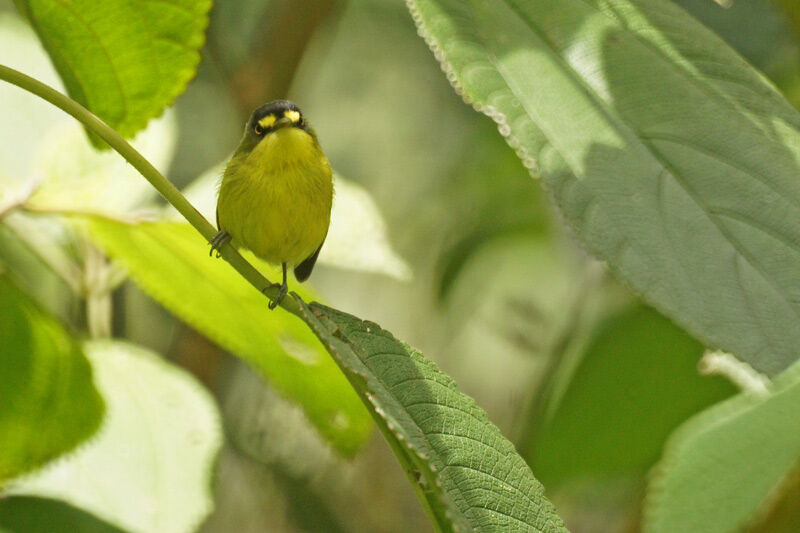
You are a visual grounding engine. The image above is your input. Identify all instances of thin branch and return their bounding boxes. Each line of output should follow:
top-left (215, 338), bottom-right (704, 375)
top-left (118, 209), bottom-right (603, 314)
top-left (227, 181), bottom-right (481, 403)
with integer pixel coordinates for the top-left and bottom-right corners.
top-left (0, 64), bottom-right (301, 316)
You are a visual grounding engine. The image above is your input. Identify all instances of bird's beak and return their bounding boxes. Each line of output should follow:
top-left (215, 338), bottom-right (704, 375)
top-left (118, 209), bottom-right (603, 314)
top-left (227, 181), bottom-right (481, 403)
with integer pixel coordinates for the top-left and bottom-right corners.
top-left (272, 117), bottom-right (293, 130)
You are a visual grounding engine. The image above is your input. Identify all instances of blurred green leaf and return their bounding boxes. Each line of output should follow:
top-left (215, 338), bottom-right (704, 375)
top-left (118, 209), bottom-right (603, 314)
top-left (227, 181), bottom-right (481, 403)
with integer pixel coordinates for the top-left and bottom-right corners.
top-left (0, 212), bottom-right (82, 314)
top-left (751, 472), bottom-right (800, 533)
top-left (9, 340), bottom-right (220, 533)
top-left (297, 299), bottom-right (567, 532)
top-left (0, 496), bottom-right (128, 533)
top-left (773, 0), bottom-right (800, 41)
top-left (0, 276), bottom-right (103, 484)
top-left (0, 13), bottom-right (67, 203)
top-left (13, 0), bottom-right (210, 143)
top-left (435, 123), bottom-right (552, 300)
top-left (524, 305), bottom-right (736, 488)
top-left (86, 218), bottom-right (372, 455)
top-left (25, 111), bottom-right (176, 216)
top-left (407, 0), bottom-right (800, 375)
top-left (323, 175), bottom-right (412, 280)
top-left (644, 360), bottom-right (800, 533)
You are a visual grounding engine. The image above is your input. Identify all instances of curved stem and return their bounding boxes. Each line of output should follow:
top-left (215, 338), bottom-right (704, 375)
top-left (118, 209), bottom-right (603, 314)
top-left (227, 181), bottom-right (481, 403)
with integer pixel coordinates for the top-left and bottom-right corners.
top-left (0, 64), bottom-right (301, 316)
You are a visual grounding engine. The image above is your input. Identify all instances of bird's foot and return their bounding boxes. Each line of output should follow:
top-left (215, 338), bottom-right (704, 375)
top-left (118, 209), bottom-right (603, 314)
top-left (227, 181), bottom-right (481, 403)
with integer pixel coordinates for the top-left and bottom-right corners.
top-left (267, 282), bottom-right (288, 310)
top-left (209, 231), bottom-right (231, 258)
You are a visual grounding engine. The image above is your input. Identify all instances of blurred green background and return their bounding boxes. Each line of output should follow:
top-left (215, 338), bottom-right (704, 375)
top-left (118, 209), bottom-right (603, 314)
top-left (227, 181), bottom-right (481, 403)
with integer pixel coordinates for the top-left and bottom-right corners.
top-left (1, 0), bottom-right (799, 531)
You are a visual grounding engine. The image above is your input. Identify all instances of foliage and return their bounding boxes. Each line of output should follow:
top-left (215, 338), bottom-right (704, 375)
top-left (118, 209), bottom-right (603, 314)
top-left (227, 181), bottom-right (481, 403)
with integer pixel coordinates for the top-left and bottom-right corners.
top-left (8, 340), bottom-right (221, 533)
top-left (645, 359), bottom-right (800, 533)
top-left (1, 0), bottom-right (800, 531)
top-left (298, 299), bottom-right (567, 532)
top-left (0, 276), bottom-right (103, 484)
top-left (0, 496), bottom-right (128, 533)
top-left (12, 0), bottom-right (210, 144)
top-left (86, 218), bottom-right (371, 455)
top-left (406, 0), bottom-right (800, 377)
top-left (524, 305), bottom-right (737, 488)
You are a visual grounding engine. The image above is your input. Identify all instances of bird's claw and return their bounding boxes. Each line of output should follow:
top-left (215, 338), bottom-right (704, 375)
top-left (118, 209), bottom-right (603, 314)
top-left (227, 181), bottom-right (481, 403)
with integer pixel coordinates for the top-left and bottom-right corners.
top-left (267, 282), bottom-right (288, 310)
top-left (209, 231), bottom-right (231, 258)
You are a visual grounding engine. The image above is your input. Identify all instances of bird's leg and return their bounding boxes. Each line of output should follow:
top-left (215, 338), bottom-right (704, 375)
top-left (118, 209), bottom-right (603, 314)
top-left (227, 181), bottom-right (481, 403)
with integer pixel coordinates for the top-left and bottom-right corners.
top-left (268, 262), bottom-right (289, 310)
top-left (209, 231), bottom-right (232, 258)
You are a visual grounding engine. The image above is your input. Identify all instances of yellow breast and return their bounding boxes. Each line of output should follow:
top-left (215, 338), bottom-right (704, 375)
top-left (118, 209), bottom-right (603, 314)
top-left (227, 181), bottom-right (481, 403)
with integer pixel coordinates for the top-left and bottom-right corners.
top-left (216, 128), bottom-right (333, 267)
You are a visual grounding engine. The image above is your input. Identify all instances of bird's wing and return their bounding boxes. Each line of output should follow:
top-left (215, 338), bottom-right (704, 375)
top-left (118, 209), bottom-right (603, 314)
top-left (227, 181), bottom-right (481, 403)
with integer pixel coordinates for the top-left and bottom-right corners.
top-left (294, 240), bottom-right (325, 282)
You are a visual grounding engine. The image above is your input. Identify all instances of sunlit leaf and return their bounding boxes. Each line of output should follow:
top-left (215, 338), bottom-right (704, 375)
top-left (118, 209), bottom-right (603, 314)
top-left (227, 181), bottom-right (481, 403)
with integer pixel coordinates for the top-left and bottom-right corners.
top-left (0, 13), bottom-right (67, 200)
top-left (86, 217), bottom-right (372, 455)
top-left (0, 276), bottom-right (103, 484)
top-left (25, 111), bottom-right (176, 216)
top-left (13, 0), bottom-right (210, 143)
top-left (297, 299), bottom-right (567, 532)
top-left (407, 0), bottom-right (800, 375)
top-left (9, 340), bottom-right (221, 533)
top-left (644, 360), bottom-right (800, 533)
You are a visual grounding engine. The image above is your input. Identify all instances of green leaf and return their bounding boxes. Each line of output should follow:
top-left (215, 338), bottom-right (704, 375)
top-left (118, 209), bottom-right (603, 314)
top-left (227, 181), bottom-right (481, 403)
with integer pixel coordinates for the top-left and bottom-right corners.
top-left (0, 496), bottom-right (128, 533)
top-left (0, 276), bottom-right (103, 484)
top-left (673, 0), bottom-right (794, 71)
top-left (406, 0), bottom-right (800, 375)
top-left (644, 360), bottom-right (800, 533)
top-left (672, 0), bottom-right (800, 110)
top-left (0, 12), bottom-right (68, 201)
top-left (13, 0), bottom-right (210, 143)
top-left (322, 175), bottom-right (412, 280)
top-left (296, 299), bottom-right (567, 533)
top-left (750, 473), bottom-right (800, 533)
top-left (524, 305), bottom-right (736, 487)
top-left (86, 217), bottom-right (372, 455)
top-left (8, 340), bottom-right (221, 533)
top-left (25, 111), bottom-right (176, 216)
top-left (774, 0), bottom-right (800, 42)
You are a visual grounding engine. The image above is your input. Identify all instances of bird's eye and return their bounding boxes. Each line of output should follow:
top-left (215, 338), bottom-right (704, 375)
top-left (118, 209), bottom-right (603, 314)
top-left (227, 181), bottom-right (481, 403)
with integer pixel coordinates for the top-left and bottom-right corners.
top-left (254, 124), bottom-right (264, 135)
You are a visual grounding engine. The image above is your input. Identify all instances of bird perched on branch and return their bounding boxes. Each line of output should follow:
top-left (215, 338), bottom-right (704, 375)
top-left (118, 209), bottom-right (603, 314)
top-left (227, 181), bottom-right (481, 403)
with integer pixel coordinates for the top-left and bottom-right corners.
top-left (211, 100), bottom-right (333, 309)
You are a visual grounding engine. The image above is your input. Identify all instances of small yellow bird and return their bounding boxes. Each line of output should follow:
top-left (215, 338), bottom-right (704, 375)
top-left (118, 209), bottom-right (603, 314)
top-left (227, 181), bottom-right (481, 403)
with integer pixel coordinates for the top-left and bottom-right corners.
top-left (210, 100), bottom-right (333, 309)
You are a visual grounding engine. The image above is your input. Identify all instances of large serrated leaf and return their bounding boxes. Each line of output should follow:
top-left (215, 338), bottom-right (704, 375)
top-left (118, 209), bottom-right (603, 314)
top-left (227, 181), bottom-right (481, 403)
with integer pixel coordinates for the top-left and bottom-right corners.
top-left (406, 0), bottom-right (800, 375)
top-left (644, 360), bottom-right (800, 533)
top-left (86, 217), bottom-right (371, 455)
top-left (8, 340), bottom-right (221, 533)
top-left (296, 299), bottom-right (567, 533)
top-left (13, 0), bottom-right (210, 143)
top-left (0, 276), bottom-right (103, 484)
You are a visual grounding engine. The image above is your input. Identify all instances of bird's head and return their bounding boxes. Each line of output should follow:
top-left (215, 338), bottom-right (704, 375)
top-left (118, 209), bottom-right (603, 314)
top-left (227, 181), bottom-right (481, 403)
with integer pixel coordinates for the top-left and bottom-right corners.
top-left (234, 100), bottom-right (319, 165)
